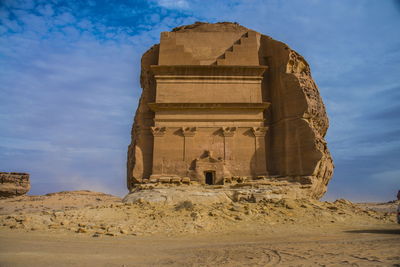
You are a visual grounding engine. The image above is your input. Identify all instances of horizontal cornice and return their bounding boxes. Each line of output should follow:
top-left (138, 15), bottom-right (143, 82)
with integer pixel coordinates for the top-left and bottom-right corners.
top-left (148, 102), bottom-right (270, 111)
top-left (150, 65), bottom-right (268, 77)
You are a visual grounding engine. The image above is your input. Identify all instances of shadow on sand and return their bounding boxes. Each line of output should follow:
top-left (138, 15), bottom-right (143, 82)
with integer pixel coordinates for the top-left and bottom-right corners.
top-left (345, 229), bottom-right (400, 235)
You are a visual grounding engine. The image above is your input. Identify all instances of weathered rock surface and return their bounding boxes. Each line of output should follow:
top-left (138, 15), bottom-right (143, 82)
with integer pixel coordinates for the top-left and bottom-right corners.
top-left (0, 172), bottom-right (30, 197)
top-left (123, 186), bottom-right (232, 205)
top-left (127, 22), bottom-right (334, 199)
top-left (123, 177), bottom-right (333, 205)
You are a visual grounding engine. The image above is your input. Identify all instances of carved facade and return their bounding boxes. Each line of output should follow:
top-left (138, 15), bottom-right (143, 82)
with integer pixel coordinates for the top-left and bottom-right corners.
top-left (127, 22), bottom-right (334, 199)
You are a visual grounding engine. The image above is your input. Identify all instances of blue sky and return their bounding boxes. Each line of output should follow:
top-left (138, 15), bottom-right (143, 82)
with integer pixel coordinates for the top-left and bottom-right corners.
top-left (0, 0), bottom-right (399, 201)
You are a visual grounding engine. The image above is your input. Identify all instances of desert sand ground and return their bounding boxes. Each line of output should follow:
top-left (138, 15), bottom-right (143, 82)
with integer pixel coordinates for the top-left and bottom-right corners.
top-left (0, 191), bottom-right (399, 266)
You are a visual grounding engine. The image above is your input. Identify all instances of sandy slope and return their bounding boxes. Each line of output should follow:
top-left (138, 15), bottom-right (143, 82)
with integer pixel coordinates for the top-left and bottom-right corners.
top-left (0, 191), bottom-right (399, 266)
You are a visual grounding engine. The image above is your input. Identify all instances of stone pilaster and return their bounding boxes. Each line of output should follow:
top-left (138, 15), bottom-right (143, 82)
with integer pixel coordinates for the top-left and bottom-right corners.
top-left (222, 127), bottom-right (236, 160)
top-left (251, 127), bottom-right (268, 176)
top-left (181, 127), bottom-right (197, 162)
top-left (150, 127), bottom-right (167, 176)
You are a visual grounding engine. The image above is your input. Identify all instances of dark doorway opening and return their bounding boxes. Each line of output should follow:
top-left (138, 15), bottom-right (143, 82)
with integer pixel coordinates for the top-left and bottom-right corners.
top-left (205, 171), bottom-right (214, 185)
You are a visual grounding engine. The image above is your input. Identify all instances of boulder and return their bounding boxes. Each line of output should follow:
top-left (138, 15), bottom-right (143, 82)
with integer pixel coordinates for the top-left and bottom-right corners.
top-left (0, 172), bottom-right (30, 197)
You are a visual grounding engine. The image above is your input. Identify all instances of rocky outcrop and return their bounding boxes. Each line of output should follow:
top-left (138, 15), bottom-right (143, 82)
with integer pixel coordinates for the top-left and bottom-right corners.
top-left (0, 172), bottom-right (30, 197)
top-left (127, 22), bottom-right (334, 199)
top-left (258, 35), bottom-right (334, 198)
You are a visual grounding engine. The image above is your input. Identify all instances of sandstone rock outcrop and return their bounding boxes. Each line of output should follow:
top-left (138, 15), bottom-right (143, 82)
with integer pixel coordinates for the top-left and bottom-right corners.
top-left (127, 22), bottom-right (333, 200)
top-left (0, 172), bottom-right (30, 197)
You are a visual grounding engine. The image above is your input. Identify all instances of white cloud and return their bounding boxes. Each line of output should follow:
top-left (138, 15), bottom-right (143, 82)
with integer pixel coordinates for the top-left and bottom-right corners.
top-left (156, 0), bottom-right (189, 9)
top-left (0, 137), bottom-right (56, 152)
top-left (53, 12), bottom-right (76, 25)
top-left (332, 140), bottom-right (400, 160)
top-left (64, 175), bottom-right (120, 195)
top-left (1, 17), bottom-right (23, 32)
top-left (37, 4), bottom-right (54, 16)
top-left (370, 169), bottom-right (400, 183)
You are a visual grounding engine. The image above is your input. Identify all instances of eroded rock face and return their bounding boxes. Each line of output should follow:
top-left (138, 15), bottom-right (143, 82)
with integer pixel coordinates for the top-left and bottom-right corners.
top-left (127, 22), bottom-right (333, 199)
top-left (0, 172), bottom-right (30, 197)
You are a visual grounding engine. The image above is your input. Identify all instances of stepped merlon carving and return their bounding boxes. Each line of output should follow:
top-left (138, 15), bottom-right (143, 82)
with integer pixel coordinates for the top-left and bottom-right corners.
top-left (216, 31), bottom-right (260, 66)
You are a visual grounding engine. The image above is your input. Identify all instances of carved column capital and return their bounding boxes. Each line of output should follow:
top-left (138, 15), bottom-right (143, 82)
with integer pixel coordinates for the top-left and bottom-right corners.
top-left (151, 126), bottom-right (167, 137)
top-left (252, 127), bottom-right (268, 137)
top-left (181, 127), bottom-right (197, 137)
top-left (222, 127), bottom-right (237, 137)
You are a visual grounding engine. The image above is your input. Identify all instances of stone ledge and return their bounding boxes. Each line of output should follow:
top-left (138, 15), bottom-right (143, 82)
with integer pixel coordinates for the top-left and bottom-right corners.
top-left (148, 102), bottom-right (270, 111)
top-left (151, 65), bottom-right (268, 76)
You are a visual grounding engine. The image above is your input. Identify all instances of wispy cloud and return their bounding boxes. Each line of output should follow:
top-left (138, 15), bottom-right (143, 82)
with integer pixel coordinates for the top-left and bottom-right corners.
top-left (371, 169), bottom-right (400, 184)
top-left (155, 0), bottom-right (189, 9)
